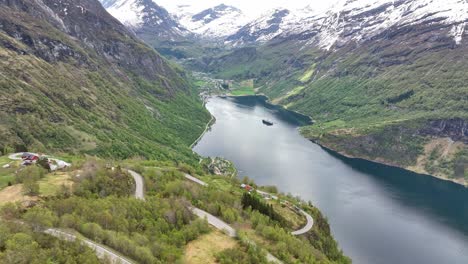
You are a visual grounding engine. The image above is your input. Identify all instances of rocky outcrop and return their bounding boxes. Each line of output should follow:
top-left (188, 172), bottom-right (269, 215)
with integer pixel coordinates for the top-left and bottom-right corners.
top-left (0, 0), bottom-right (186, 90)
top-left (192, 4), bottom-right (241, 25)
top-left (227, 9), bottom-right (290, 45)
top-left (420, 119), bottom-right (468, 143)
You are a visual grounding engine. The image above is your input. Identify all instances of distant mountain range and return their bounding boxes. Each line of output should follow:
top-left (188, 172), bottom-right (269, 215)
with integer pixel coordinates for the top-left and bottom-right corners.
top-left (100, 0), bottom-right (467, 48)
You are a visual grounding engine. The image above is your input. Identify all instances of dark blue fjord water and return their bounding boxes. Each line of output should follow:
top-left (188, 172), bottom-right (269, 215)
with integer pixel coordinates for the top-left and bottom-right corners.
top-left (193, 96), bottom-right (468, 264)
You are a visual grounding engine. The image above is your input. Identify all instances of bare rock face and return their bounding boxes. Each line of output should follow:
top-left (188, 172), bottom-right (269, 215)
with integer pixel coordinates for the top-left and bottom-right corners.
top-left (420, 119), bottom-right (468, 143)
top-left (101, 0), bottom-right (189, 38)
top-left (191, 4), bottom-right (241, 25)
top-left (226, 9), bottom-right (290, 45)
top-left (0, 0), bottom-right (186, 89)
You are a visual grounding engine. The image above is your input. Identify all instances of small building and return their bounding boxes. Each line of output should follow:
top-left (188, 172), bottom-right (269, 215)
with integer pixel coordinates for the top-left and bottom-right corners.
top-left (21, 153), bottom-right (39, 165)
top-left (240, 184), bottom-right (253, 192)
top-left (21, 153), bottom-right (39, 161)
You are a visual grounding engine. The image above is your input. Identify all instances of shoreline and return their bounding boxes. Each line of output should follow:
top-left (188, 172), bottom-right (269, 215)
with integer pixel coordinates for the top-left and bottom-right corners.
top-left (190, 114), bottom-right (216, 149)
top-left (244, 94), bottom-right (467, 188)
top-left (256, 93), bottom-right (314, 123)
top-left (312, 139), bottom-right (468, 188)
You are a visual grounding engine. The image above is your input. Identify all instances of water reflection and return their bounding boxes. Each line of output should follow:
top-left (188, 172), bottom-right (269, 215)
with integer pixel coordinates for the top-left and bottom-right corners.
top-left (325, 148), bottom-right (468, 234)
top-left (194, 96), bottom-right (468, 264)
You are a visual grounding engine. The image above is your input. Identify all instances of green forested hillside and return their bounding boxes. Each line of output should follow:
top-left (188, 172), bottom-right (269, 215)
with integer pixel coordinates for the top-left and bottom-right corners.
top-left (0, 0), bottom-right (210, 164)
top-left (0, 158), bottom-right (350, 264)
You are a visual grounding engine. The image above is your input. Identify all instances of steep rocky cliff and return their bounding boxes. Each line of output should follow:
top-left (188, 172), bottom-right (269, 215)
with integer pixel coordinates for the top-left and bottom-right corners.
top-left (421, 119), bottom-right (468, 144)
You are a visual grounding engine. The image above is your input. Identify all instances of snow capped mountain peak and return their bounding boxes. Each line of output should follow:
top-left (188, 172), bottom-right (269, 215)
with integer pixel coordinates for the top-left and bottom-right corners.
top-left (225, 0), bottom-right (468, 49)
top-left (98, 0), bottom-right (188, 39)
top-left (311, 0), bottom-right (468, 49)
top-left (99, 0), bottom-right (467, 48)
top-left (212, 4), bottom-right (241, 13)
top-left (177, 3), bottom-right (249, 39)
top-left (226, 8), bottom-right (290, 45)
top-left (101, 0), bottom-right (144, 27)
top-left (191, 4), bottom-right (241, 24)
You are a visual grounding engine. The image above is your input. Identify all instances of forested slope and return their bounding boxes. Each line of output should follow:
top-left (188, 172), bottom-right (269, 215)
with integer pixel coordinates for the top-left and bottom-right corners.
top-left (0, 0), bottom-right (210, 163)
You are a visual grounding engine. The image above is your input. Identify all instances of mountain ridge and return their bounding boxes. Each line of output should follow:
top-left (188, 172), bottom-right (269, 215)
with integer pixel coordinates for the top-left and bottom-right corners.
top-left (101, 0), bottom-right (467, 48)
top-left (175, 3), bottom-right (249, 39)
top-left (225, 0), bottom-right (467, 47)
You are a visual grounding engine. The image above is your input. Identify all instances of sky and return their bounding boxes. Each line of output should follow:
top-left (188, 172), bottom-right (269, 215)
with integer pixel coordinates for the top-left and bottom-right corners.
top-left (156, 0), bottom-right (340, 18)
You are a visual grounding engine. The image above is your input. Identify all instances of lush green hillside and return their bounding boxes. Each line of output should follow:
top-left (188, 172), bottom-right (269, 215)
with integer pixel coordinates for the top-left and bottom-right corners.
top-left (0, 0), bottom-right (210, 164)
top-left (196, 22), bottom-right (468, 184)
top-left (0, 157), bottom-right (350, 263)
top-left (0, 220), bottom-right (102, 264)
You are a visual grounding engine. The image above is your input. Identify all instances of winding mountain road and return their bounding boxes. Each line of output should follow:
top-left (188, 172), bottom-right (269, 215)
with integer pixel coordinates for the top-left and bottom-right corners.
top-left (19, 161), bottom-right (283, 264)
top-left (128, 170), bottom-right (145, 200)
top-left (182, 174), bottom-right (289, 263)
top-left (44, 169), bottom-right (147, 264)
top-left (184, 173), bottom-right (208, 186)
top-left (184, 174), bottom-right (314, 236)
top-left (191, 207), bottom-right (237, 237)
top-left (291, 210), bottom-right (314, 235)
top-left (44, 229), bottom-right (134, 264)
top-left (8, 153), bottom-right (25, 160)
top-left (42, 169), bottom-right (146, 264)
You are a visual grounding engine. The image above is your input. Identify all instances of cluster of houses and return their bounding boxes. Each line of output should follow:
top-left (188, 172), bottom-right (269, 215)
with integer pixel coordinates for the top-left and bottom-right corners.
top-left (21, 153), bottom-right (39, 165)
top-left (21, 152), bottom-right (70, 171)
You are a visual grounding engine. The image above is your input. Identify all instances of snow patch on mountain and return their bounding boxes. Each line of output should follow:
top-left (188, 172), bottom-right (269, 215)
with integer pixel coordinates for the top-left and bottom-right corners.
top-left (99, 0), bottom-right (467, 48)
top-left (226, 0), bottom-right (468, 49)
top-left (99, 0), bottom-right (189, 40)
top-left (178, 4), bottom-right (250, 39)
top-left (104, 0), bottom-right (145, 28)
top-left (451, 22), bottom-right (466, 44)
top-left (226, 8), bottom-right (290, 45)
